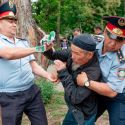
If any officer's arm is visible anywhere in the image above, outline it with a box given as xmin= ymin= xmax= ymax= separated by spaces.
xmin=88 ymin=80 xmax=117 ymax=97
xmin=0 ymin=47 xmax=36 ymax=59
xmin=30 ymin=61 xmax=50 ymax=78
xmin=77 ymin=72 xmax=117 ymax=98
xmin=30 ymin=61 xmax=57 ymax=82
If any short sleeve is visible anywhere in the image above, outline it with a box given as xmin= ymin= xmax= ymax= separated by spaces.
xmin=0 ymin=41 xmax=5 ymax=49
xmin=29 ymin=54 xmax=35 ymax=61
xmin=17 ymin=39 xmax=36 ymax=61
xmin=107 ymin=62 xmax=125 ymax=93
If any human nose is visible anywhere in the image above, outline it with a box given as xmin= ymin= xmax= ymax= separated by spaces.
xmin=109 ymin=39 xmax=116 ymax=46
xmin=72 ymin=53 xmax=75 ymax=60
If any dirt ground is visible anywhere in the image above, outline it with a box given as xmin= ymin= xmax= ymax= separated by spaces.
xmin=47 ymin=109 xmax=109 ymax=125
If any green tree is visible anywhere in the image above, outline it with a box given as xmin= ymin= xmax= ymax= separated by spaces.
xmin=32 ymin=0 xmax=122 ymax=35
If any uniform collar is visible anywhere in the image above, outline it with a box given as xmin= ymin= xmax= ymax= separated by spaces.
xmin=0 ymin=34 xmax=9 ymax=40
xmin=96 ymin=40 xmax=113 ymax=59
xmin=0 ymin=34 xmax=18 ymax=44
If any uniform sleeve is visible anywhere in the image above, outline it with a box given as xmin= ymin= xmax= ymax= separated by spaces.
xmin=21 ymin=40 xmax=36 ymax=61
xmin=107 ymin=63 xmax=125 ymax=93
xmin=0 ymin=41 xmax=5 ymax=49
xmin=29 ymin=54 xmax=35 ymax=61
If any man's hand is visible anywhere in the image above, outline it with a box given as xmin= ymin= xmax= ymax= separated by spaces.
xmin=54 ymin=60 xmax=66 ymax=71
xmin=47 ymin=72 xmax=59 ymax=82
xmin=77 ymin=72 xmax=88 ymax=86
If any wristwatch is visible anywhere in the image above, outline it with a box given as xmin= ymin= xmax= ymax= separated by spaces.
xmin=84 ymin=80 xmax=90 ymax=87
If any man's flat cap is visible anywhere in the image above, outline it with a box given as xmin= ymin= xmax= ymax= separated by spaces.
xmin=72 ymin=33 xmax=96 ymax=51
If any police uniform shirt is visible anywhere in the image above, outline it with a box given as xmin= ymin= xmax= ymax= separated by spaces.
xmin=96 ymin=41 xmax=125 ymax=93
xmin=0 ymin=34 xmax=35 ymax=92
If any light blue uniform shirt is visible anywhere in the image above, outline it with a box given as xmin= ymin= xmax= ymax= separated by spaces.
xmin=0 ymin=34 xmax=35 ymax=92
xmin=96 ymin=41 xmax=125 ymax=93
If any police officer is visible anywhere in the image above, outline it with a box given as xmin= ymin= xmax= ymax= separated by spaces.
xmin=77 ymin=16 xmax=125 ymax=125
xmin=0 ymin=1 xmax=56 ymax=125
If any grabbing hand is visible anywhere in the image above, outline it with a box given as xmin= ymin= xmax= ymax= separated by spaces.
xmin=47 ymin=72 xmax=59 ymax=82
xmin=77 ymin=72 xmax=88 ymax=86
xmin=54 ymin=60 xmax=66 ymax=71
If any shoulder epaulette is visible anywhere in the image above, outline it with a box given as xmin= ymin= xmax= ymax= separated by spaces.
xmin=92 ymin=34 xmax=104 ymax=43
xmin=16 ymin=37 xmax=27 ymax=41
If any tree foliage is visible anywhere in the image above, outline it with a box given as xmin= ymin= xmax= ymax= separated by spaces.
xmin=32 ymin=0 xmax=122 ymax=35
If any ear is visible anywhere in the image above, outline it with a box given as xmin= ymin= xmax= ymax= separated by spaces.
xmin=103 ymin=28 xmax=107 ymax=35
xmin=87 ymin=52 xmax=94 ymax=59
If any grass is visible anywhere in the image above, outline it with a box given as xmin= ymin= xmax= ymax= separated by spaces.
xmin=21 ymin=90 xmax=67 ymax=125
xmin=46 ymin=91 xmax=67 ymax=125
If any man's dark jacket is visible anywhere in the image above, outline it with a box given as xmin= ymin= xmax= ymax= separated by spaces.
xmin=44 ymin=49 xmax=101 ymax=120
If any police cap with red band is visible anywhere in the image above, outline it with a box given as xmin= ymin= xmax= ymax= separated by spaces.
xmin=103 ymin=16 xmax=125 ymax=38
xmin=0 ymin=1 xmax=17 ymax=20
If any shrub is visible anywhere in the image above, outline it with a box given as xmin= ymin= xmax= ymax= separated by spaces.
xmin=36 ymin=78 xmax=54 ymax=104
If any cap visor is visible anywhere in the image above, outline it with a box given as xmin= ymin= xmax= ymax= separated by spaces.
xmin=0 ymin=16 xmax=17 ymax=20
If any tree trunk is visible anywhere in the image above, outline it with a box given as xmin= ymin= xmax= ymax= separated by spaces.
xmin=0 ymin=0 xmax=8 ymax=3
xmin=14 ymin=0 xmax=36 ymax=45
xmin=15 ymin=0 xmax=48 ymax=66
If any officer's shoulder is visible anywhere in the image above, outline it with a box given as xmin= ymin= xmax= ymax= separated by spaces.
xmin=116 ymin=45 xmax=125 ymax=64
xmin=16 ymin=37 xmax=29 ymax=47
xmin=93 ymin=34 xmax=104 ymax=43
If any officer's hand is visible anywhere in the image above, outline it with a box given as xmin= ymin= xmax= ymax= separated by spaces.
xmin=47 ymin=64 xmax=60 ymax=84
xmin=47 ymin=72 xmax=59 ymax=82
xmin=35 ymin=44 xmax=54 ymax=53
xmin=77 ymin=72 xmax=88 ymax=86
xmin=54 ymin=60 xmax=66 ymax=71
